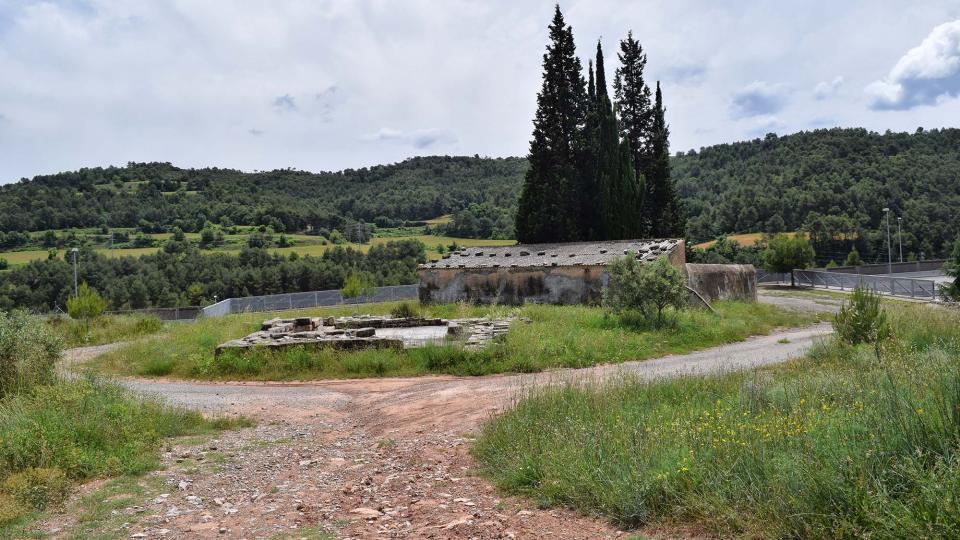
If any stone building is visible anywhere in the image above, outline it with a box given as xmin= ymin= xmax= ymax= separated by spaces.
xmin=418 ymin=239 xmax=686 ymax=305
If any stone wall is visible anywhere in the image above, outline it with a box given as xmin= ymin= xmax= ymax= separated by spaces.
xmin=685 ymin=263 xmax=757 ymax=302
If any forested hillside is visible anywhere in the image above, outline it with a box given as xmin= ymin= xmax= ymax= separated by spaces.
xmin=0 ymin=156 xmax=525 ymax=235
xmin=674 ymin=127 xmax=960 ymax=258
xmin=3 ymin=127 xmax=960 ymax=260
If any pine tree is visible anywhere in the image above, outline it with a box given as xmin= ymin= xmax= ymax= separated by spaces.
xmin=647 ymin=82 xmax=685 ymax=237
xmin=614 ymin=32 xmax=653 ymax=181
xmin=515 ymin=6 xmax=588 ymax=243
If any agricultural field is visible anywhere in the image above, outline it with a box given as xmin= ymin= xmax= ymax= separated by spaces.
xmin=693 ymin=231 xmax=801 ymax=250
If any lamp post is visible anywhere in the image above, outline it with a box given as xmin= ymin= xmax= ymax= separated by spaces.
xmin=897 ymin=216 xmax=903 ymax=263
xmin=70 ymin=247 xmax=79 ymax=298
xmin=883 ymin=208 xmax=892 ymax=275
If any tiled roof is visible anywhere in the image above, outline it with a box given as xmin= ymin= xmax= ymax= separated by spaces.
xmin=419 ymin=239 xmax=682 ymax=270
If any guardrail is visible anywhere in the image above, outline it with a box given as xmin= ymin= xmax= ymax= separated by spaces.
xmin=793 ymin=270 xmax=940 ymax=300
xmin=200 ymin=284 xmax=419 ymax=318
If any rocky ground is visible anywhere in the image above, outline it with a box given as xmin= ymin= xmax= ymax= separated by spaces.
xmin=37 ymin=292 xmax=834 ymax=540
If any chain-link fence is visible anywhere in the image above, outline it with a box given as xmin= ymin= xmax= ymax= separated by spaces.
xmin=201 ymin=284 xmax=419 ymax=318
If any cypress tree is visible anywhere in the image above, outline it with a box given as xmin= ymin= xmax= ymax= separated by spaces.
xmin=648 ymin=82 xmax=685 ymax=237
xmin=578 ymin=60 xmax=602 ymax=240
xmin=515 ymin=6 xmax=588 ymax=243
xmin=614 ymin=31 xmax=653 ymax=181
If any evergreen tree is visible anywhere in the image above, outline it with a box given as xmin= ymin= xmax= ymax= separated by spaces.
xmin=614 ymin=32 xmax=653 ymax=180
xmin=515 ymin=6 xmax=588 ymax=243
xmin=593 ymin=42 xmax=639 ymax=239
xmin=578 ymin=60 xmax=602 ymax=240
xmin=647 ymin=82 xmax=685 ymax=237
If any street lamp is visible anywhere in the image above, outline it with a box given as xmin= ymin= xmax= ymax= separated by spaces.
xmin=69 ymin=247 xmax=79 ymax=298
xmin=883 ymin=208 xmax=892 ymax=275
xmin=897 ymin=216 xmax=903 ymax=263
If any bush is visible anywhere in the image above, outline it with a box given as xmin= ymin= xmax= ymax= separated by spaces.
xmin=341 ymin=272 xmax=375 ymax=299
xmin=0 ymin=311 xmax=61 ymax=399
xmin=1 ymin=468 xmax=70 ymax=511
xmin=603 ymin=256 xmax=687 ymax=325
xmin=390 ymin=302 xmax=420 ymax=319
xmin=942 ymin=234 xmax=960 ymax=301
xmin=833 ymin=284 xmax=890 ymax=346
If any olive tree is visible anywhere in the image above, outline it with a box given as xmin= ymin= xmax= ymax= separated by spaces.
xmin=604 ymin=256 xmax=687 ymax=325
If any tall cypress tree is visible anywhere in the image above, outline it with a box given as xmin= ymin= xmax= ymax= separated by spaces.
xmin=613 ymin=31 xmax=653 ymax=182
xmin=578 ymin=60 xmax=602 ymax=240
xmin=593 ymin=42 xmax=632 ymax=239
xmin=648 ymin=82 xmax=685 ymax=237
xmin=515 ymin=6 xmax=588 ymax=243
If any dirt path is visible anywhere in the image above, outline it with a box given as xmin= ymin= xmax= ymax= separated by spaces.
xmin=45 ymin=296 xmax=833 ymax=539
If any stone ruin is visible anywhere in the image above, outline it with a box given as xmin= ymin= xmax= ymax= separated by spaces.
xmin=214 ymin=315 xmax=516 ymax=357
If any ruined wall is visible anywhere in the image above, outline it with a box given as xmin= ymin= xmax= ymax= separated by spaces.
xmin=685 ymin=263 xmax=757 ymax=302
xmin=419 ymin=265 xmax=609 ymax=305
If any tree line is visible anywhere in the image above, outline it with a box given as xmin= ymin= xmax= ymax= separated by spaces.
xmin=514 ymin=7 xmax=684 ymax=243
xmin=0 ymin=240 xmax=426 ymax=312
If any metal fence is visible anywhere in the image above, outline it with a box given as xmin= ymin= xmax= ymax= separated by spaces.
xmin=816 ymin=259 xmax=946 ymax=276
xmin=105 ymin=306 xmax=203 ymax=321
xmin=793 ymin=270 xmax=940 ymax=300
xmin=200 ymin=284 xmax=419 ymax=318
xmin=757 ymin=270 xmax=791 ymax=284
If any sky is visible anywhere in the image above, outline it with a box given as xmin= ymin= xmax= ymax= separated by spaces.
xmin=2 ymin=0 xmax=960 ymax=183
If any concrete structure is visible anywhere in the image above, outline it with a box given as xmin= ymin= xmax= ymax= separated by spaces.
xmin=685 ymin=263 xmax=757 ymax=302
xmin=418 ymin=239 xmax=685 ymax=305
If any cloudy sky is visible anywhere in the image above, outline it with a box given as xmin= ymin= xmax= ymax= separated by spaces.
xmin=2 ymin=0 xmax=960 ymax=183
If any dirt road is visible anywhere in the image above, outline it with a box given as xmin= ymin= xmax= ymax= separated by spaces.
xmin=46 ymin=295 xmax=834 ymax=539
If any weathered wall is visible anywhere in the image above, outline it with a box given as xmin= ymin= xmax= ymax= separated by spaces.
xmin=419 ymin=241 xmax=688 ymax=306
xmin=685 ymin=263 xmax=757 ymax=302
xmin=419 ymin=265 xmax=609 ymax=305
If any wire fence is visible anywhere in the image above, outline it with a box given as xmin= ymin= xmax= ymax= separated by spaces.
xmin=200 ymin=284 xmax=419 ymax=318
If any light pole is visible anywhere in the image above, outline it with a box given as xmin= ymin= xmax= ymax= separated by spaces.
xmin=70 ymin=247 xmax=79 ymax=298
xmin=883 ymin=208 xmax=892 ymax=275
xmin=897 ymin=216 xmax=903 ymax=263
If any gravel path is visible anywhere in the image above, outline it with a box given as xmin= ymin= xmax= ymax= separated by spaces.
xmin=46 ymin=294 xmax=834 ymax=539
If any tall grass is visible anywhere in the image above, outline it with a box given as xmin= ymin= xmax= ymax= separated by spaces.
xmin=45 ymin=313 xmax=164 ymax=348
xmin=0 ymin=311 xmax=250 ymax=530
xmin=472 ymin=304 xmax=960 ymax=538
xmin=92 ymin=301 xmax=819 ymax=380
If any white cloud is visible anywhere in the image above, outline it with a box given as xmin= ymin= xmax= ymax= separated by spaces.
xmin=867 ymin=20 xmax=960 ymax=110
xmin=730 ymin=81 xmax=789 ymax=118
xmin=362 ymin=128 xmax=457 ymax=149
xmin=813 ymin=76 xmax=844 ymax=100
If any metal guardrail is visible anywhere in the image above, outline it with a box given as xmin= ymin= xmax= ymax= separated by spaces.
xmin=200 ymin=284 xmax=419 ymax=318
xmin=793 ymin=270 xmax=940 ymax=300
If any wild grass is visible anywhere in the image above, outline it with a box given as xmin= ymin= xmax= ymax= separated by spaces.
xmin=0 ymin=311 xmax=251 ymax=531
xmin=472 ymin=304 xmax=960 ymax=538
xmin=45 ymin=313 xmax=165 ymax=348
xmin=92 ymin=300 xmax=820 ymax=381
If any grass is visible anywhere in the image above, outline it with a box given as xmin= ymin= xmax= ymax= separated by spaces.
xmin=45 ymin=313 xmax=165 ymax=348
xmin=472 ymin=303 xmax=960 ymax=538
xmin=91 ymin=300 xmax=820 ymax=381
xmin=694 ymin=231 xmax=800 ymax=250
xmin=0 ymin=311 xmax=251 ymax=533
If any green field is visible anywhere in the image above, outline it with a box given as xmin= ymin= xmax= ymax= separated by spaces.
xmin=89 ymin=300 xmax=820 ymax=381
xmin=0 ymin=233 xmax=515 ymax=267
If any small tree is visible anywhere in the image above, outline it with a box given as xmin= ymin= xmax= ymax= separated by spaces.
xmin=604 ymin=256 xmax=687 ymax=325
xmin=761 ymin=233 xmax=816 ymax=286
xmin=341 ymin=272 xmax=375 ymax=300
xmin=66 ymin=283 xmax=108 ymax=338
xmin=844 ymin=246 xmax=863 ymax=267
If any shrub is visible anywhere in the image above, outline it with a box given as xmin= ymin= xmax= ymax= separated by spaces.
xmin=1 ymin=468 xmax=70 ymax=511
xmin=845 ymin=246 xmax=863 ymax=266
xmin=604 ymin=256 xmax=687 ymax=325
xmin=0 ymin=311 xmax=61 ymax=398
xmin=0 ymin=493 xmax=28 ymax=527
xmin=66 ymin=283 xmax=108 ymax=338
xmin=833 ymin=284 xmax=890 ymax=346
xmin=390 ymin=302 xmax=420 ymax=319
xmin=942 ymin=234 xmax=960 ymax=301
xmin=341 ymin=272 xmax=375 ymax=299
